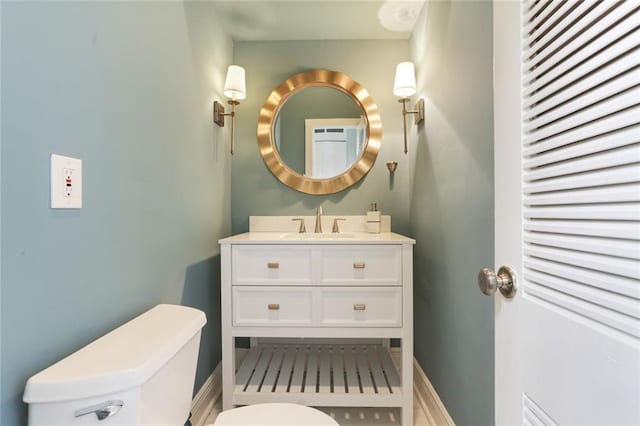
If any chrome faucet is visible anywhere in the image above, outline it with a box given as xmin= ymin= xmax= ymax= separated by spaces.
xmin=314 ymin=206 xmax=323 ymax=233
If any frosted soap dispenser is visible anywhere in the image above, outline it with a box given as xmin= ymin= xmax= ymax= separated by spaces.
xmin=366 ymin=202 xmax=381 ymax=233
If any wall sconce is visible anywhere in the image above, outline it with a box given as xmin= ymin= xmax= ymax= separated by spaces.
xmin=393 ymin=62 xmax=424 ymax=154
xmin=214 ymin=65 xmax=246 ymax=155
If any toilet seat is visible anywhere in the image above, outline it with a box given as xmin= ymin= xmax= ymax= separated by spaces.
xmin=211 ymin=403 xmax=339 ymax=426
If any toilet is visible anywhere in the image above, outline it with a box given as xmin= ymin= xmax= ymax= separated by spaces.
xmin=213 ymin=403 xmax=338 ymax=426
xmin=23 ymin=304 xmax=337 ymax=426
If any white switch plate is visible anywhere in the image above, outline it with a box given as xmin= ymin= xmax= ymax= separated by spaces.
xmin=51 ymin=154 xmax=82 ymax=209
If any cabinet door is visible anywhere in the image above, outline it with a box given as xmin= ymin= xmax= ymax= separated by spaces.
xmin=233 ymin=286 xmax=314 ymax=326
xmin=319 ymin=287 xmax=402 ymax=327
xmin=319 ymin=245 xmax=402 ymax=286
xmin=233 ymin=245 xmax=312 ymax=286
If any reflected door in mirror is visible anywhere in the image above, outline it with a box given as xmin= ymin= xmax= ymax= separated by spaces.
xmin=275 ymin=86 xmax=364 ymax=177
xmin=305 ymin=118 xmax=365 ymax=178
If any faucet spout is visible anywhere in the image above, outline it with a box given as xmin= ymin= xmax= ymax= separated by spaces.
xmin=314 ymin=206 xmax=323 ymax=233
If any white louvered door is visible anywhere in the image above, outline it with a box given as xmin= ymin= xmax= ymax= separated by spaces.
xmin=494 ymin=1 xmax=640 ymax=424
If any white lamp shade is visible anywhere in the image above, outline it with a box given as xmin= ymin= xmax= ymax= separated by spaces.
xmin=224 ymin=65 xmax=246 ymax=100
xmin=393 ymin=62 xmax=416 ymax=97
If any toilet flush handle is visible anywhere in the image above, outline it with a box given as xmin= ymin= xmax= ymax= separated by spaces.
xmin=74 ymin=400 xmax=124 ymax=421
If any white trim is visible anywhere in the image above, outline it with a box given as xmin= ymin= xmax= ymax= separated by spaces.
xmin=413 ymin=358 xmax=455 ymax=426
xmin=191 ymin=364 xmax=221 ymax=426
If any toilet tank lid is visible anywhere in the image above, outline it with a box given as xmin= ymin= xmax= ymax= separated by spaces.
xmin=23 ymin=304 xmax=206 ymax=403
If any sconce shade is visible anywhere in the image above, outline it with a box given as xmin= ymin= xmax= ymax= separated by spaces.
xmin=223 ymin=65 xmax=246 ymax=100
xmin=393 ymin=62 xmax=416 ymax=98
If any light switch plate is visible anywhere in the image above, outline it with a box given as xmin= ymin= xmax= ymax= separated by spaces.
xmin=51 ymin=154 xmax=82 ymax=208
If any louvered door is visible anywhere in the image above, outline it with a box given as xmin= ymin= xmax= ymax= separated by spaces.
xmin=494 ymin=1 xmax=639 ymax=424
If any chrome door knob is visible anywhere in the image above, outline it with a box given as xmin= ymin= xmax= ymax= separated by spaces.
xmin=478 ymin=266 xmax=517 ymax=298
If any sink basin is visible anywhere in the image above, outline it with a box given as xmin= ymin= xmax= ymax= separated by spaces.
xmin=279 ymin=233 xmax=357 ymax=239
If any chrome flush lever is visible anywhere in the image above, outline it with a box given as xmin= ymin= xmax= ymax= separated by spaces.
xmin=74 ymin=400 xmax=124 ymax=421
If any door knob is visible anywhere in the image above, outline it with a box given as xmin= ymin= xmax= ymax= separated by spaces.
xmin=478 ymin=266 xmax=517 ymax=298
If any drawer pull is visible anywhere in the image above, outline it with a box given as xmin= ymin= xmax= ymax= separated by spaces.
xmin=353 ymin=304 xmax=366 ymax=311
xmin=267 ymin=262 xmax=280 ymax=269
xmin=268 ymin=304 xmax=280 ymax=310
xmin=353 ymin=262 xmax=366 ymax=269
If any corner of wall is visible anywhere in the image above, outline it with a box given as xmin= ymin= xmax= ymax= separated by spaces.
xmin=406 ymin=1 xmax=495 ymax=424
xmin=1 ymin=2 xmax=235 ymax=424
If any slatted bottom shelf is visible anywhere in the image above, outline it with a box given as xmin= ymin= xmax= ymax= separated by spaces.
xmin=234 ymin=343 xmax=403 ymax=407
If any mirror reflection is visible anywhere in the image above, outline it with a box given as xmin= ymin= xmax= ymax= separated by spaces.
xmin=275 ymin=87 xmax=365 ymax=178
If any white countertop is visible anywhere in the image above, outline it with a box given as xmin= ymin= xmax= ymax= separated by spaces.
xmin=219 ymin=231 xmax=415 ymax=245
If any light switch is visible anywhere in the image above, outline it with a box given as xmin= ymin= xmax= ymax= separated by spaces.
xmin=51 ymin=154 xmax=82 ymax=208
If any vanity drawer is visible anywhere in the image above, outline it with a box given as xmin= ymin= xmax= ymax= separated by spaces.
xmin=233 ymin=245 xmax=312 ymax=285
xmin=233 ymin=286 xmax=314 ymax=326
xmin=319 ymin=245 xmax=402 ymax=286
xmin=319 ymin=287 xmax=402 ymax=327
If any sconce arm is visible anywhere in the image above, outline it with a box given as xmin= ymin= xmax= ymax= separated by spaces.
xmin=214 ymin=99 xmax=241 ymax=155
xmin=399 ymin=98 xmax=424 ymax=124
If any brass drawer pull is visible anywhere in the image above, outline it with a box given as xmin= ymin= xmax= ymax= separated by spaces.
xmin=267 ymin=262 xmax=280 ymax=269
xmin=353 ymin=262 xmax=366 ymax=269
xmin=268 ymin=304 xmax=280 ymax=310
xmin=353 ymin=304 xmax=366 ymax=311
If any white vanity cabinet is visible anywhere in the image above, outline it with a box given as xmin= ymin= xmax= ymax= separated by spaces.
xmin=219 ymin=232 xmax=415 ymax=425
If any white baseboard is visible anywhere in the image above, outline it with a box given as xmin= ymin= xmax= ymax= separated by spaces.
xmin=413 ymin=358 xmax=455 ymax=426
xmin=191 ymin=364 xmax=222 ymax=426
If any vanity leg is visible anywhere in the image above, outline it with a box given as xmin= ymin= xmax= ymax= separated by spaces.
xmin=401 ymin=337 xmax=414 ymax=426
xmin=222 ymin=338 xmax=235 ymax=411
xmin=401 ymin=243 xmax=414 ymax=426
xmin=221 ymin=244 xmax=234 ymax=411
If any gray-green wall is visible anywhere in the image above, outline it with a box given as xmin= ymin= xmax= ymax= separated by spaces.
xmin=1 ymin=2 xmax=232 ymax=424
xmin=231 ymin=40 xmax=411 ymax=235
xmin=409 ymin=1 xmax=495 ymax=424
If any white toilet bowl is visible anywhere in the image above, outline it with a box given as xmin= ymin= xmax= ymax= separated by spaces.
xmin=211 ymin=403 xmax=338 ymax=426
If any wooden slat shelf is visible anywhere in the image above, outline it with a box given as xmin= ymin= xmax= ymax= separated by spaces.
xmin=234 ymin=343 xmax=404 ymax=407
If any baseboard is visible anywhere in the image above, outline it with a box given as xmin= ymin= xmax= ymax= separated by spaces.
xmin=413 ymin=358 xmax=455 ymax=426
xmin=191 ymin=364 xmax=222 ymax=426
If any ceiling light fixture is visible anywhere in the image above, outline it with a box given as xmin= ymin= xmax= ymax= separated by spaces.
xmin=378 ymin=0 xmax=425 ymax=33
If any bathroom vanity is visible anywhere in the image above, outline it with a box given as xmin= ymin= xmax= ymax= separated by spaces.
xmin=219 ymin=216 xmax=415 ymax=425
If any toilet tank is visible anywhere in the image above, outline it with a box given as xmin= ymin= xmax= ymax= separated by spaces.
xmin=23 ymin=304 xmax=207 ymax=426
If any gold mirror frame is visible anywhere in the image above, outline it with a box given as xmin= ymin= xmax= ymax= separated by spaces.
xmin=257 ymin=69 xmax=382 ymax=195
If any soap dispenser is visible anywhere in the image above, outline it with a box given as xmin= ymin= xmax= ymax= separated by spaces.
xmin=366 ymin=202 xmax=381 ymax=233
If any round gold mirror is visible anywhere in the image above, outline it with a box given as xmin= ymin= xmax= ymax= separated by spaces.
xmin=257 ymin=69 xmax=382 ymax=195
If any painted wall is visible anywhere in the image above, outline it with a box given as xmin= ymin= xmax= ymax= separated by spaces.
xmin=409 ymin=1 xmax=495 ymax=425
xmin=231 ymin=40 xmax=411 ymax=235
xmin=1 ymin=2 xmax=232 ymax=424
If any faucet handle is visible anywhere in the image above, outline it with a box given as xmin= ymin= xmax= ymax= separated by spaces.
xmin=332 ymin=218 xmax=346 ymax=233
xmin=292 ymin=218 xmax=306 ymax=233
